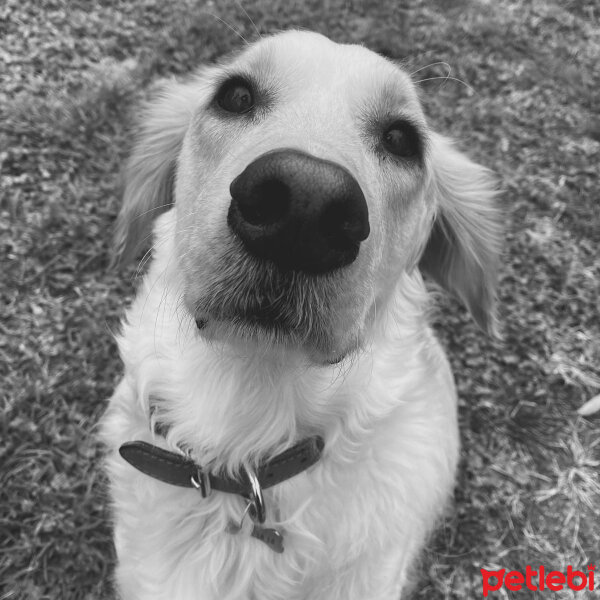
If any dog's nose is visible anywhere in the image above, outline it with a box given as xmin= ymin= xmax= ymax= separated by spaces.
xmin=228 ymin=149 xmax=369 ymax=274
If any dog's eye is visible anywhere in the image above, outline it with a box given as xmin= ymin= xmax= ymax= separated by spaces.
xmin=217 ymin=78 xmax=255 ymax=114
xmin=382 ymin=120 xmax=420 ymax=158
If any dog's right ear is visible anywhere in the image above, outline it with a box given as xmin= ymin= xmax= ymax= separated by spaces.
xmin=113 ymin=79 xmax=200 ymax=266
xmin=419 ymin=134 xmax=502 ymax=336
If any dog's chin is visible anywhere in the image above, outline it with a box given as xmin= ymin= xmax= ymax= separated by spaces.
xmin=193 ymin=311 xmax=356 ymax=365
xmin=185 ymin=254 xmax=364 ymax=364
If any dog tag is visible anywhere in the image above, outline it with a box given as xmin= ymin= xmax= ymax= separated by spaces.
xmin=225 ymin=499 xmax=284 ymax=553
xmin=226 ymin=518 xmax=284 ymax=553
xmin=226 ymin=520 xmax=244 ymax=535
xmin=250 ymin=524 xmax=285 ymax=553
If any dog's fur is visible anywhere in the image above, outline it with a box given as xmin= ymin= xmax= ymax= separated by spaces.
xmin=102 ymin=31 xmax=501 ymax=600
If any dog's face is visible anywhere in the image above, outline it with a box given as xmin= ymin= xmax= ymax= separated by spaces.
xmin=117 ymin=31 xmax=501 ymax=362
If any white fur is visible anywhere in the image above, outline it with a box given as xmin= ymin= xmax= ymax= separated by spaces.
xmin=102 ymin=31 xmax=500 ymax=600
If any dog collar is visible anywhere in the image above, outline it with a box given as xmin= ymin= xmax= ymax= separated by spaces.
xmin=119 ymin=436 xmax=325 ymax=499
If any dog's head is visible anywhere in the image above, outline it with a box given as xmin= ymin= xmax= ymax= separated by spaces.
xmin=116 ymin=31 xmax=501 ymax=362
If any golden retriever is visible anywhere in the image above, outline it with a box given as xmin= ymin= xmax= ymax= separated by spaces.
xmin=102 ymin=30 xmax=501 ymax=600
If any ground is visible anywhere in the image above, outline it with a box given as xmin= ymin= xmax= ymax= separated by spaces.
xmin=1 ymin=0 xmax=599 ymax=598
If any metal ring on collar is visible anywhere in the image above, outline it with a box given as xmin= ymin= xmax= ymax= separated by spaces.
xmin=242 ymin=465 xmax=266 ymax=524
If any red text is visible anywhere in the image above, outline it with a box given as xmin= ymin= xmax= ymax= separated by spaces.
xmin=481 ymin=564 xmax=596 ymax=596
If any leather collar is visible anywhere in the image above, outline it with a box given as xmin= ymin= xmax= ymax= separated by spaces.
xmin=119 ymin=436 xmax=325 ymax=498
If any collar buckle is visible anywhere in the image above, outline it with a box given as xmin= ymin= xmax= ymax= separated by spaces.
xmin=190 ymin=467 xmax=212 ymax=498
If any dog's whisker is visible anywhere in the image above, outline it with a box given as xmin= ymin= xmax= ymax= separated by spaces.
xmin=414 ymin=75 xmax=476 ymax=94
xmin=129 ymin=201 xmax=175 ymax=222
xmin=153 ymin=265 xmax=173 ymax=357
xmin=134 ymin=232 xmax=171 ymax=278
xmin=139 ymin=249 xmax=171 ymax=325
xmin=409 ymin=61 xmax=451 ymax=76
xmin=200 ymin=10 xmax=250 ymax=44
xmin=175 ymin=292 xmax=194 ymax=350
xmin=124 ymin=229 xmax=164 ymax=276
xmin=135 ymin=245 xmax=156 ymax=278
xmin=234 ymin=0 xmax=262 ymax=39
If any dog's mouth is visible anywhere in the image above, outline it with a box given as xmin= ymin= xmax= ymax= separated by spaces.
xmin=188 ymin=247 xmax=359 ymax=361
xmin=236 ymin=296 xmax=295 ymax=328
xmin=200 ymin=299 xmax=304 ymax=336
xmin=194 ymin=272 xmax=328 ymax=340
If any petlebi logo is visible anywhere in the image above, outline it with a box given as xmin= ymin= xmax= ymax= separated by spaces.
xmin=481 ymin=564 xmax=596 ymax=596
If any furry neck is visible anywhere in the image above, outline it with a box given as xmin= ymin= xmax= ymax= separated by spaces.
xmin=119 ymin=231 xmax=432 ymax=473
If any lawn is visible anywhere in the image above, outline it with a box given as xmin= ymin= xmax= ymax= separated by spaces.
xmin=1 ymin=0 xmax=599 ymax=598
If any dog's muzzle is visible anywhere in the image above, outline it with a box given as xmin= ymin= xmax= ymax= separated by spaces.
xmin=228 ymin=149 xmax=370 ymax=274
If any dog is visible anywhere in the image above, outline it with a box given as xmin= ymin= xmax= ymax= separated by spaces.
xmin=102 ymin=30 xmax=501 ymax=600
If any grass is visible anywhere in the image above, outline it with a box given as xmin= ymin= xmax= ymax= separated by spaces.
xmin=1 ymin=0 xmax=599 ymax=598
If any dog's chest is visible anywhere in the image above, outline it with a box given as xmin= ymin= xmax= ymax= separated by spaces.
xmin=108 ymin=371 xmax=458 ymax=600
xmin=108 ymin=293 xmax=459 ymax=598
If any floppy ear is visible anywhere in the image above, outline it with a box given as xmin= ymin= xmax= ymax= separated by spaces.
xmin=113 ymin=79 xmax=200 ymax=266
xmin=419 ymin=134 xmax=502 ymax=335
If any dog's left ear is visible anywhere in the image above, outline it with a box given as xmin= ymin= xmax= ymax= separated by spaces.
xmin=419 ymin=134 xmax=502 ymax=336
xmin=113 ymin=78 xmax=201 ymax=266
